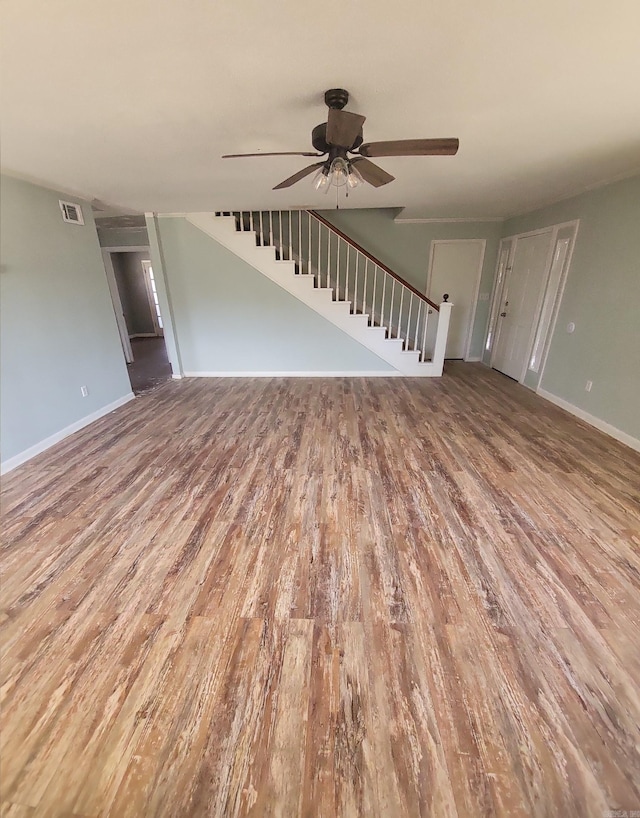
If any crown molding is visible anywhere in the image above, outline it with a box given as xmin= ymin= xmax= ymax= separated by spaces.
xmin=394 ymin=216 xmax=505 ymax=224
xmin=505 ymin=167 xmax=640 ymax=219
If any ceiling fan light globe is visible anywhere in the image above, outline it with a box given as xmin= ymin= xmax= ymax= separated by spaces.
xmin=313 ymin=167 xmax=331 ymax=191
xmin=329 ymin=157 xmax=349 ymax=188
xmin=347 ymin=163 xmax=364 ymax=189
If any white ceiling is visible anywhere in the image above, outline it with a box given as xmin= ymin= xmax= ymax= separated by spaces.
xmin=2 ymin=0 xmax=640 ymax=218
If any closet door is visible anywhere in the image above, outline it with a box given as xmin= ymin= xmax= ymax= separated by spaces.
xmin=427 ymin=240 xmax=485 ymax=359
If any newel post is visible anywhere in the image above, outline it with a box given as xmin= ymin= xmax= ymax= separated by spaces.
xmin=432 ymin=293 xmax=453 ymax=376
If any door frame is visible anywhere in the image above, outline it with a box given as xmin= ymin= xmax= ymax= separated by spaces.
xmin=140 ymin=259 xmax=164 ymax=337
xmin=426 ymin=238 xmax=486 ymax=361
xmin=484 ymin=237 xmax=513 ymax=359
xmin=532 ymin=221 xmax=579 ymax=385
xmin=102 ymin=249 xmax=134 ymax=363
xmin=486 ymin=221 xmax=579 ymax=385
xmin=101 ymin=244 xmax=179 ymax=376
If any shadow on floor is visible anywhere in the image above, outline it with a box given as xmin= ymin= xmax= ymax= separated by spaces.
xmin=127 ymin=337 xmax=172 ymax=395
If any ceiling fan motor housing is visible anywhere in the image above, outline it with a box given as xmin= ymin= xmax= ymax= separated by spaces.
xmin=312 ymin=122 xmax=363 ymax=155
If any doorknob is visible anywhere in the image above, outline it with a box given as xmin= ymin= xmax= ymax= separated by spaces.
xmin=500 ymin=312 xmax=507 ymax=317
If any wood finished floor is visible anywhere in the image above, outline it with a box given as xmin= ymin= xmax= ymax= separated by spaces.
xmin=1 ymin=363 xmax=639 ymax=818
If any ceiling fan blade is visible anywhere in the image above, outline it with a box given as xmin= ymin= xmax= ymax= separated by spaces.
xmin=273 ymin=162 xmax=326 ymax=190
xmin=222 ymin=151 xmax=323 ymax=158
xmin=350 ymin=158 xmax=395 ymax=188
xmin=326 ymin=109 xmax=366 ymax=149
xmin=358 ymin=138 xmax=459 ymax=158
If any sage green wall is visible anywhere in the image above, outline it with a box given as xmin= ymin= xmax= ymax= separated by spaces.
xmin=152 ymin=217 xmax=393 ymax=373
xmin=0 ymin=175 xmax=132 ymax=465
xmin=317 ymin=208 xmax=503 ymax=359
xmin=502 ymin=175 xmax=640 ymax=440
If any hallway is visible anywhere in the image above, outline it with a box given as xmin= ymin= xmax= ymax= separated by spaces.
xmin=127 ymin=337 xmax=172 ymax=395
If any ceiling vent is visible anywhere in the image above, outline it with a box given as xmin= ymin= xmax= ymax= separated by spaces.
xmin=59 ymin=200 xmax=84 ymax=225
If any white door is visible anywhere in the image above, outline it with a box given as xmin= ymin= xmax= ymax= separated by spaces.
xmin=491 ymin=231 xmax=552 ymax=380
xmin=427 ymin=240 xmax=485 ymax=359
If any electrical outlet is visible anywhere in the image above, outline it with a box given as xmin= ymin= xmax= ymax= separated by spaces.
xmin=585 ymin=380 xmax=593 ymax=392
xmin=80 ymin=385 xmax=89 ymax=397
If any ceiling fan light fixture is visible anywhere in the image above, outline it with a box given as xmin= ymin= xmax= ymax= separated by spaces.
xmin=328 ymin=157 xmax=349 ymax=188
xmin=347 ymin=162 xmax=364 ymax=189
xmin=313 ymin=166 xmax=331 ymax=191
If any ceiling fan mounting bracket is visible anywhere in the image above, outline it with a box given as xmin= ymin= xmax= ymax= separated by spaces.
xmin=324 ymin=88 xmax=349 ymax=110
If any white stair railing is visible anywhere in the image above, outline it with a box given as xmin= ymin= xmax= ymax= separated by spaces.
xmin=216 ymin=209 xmax=452 ymax=366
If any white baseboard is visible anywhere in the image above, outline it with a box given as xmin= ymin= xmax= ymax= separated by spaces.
xmin=465 ymin=356 xmax=483 ymax=362
xmin=537 ymin=388 xmax=640 ymax=453
xmin=1 ymin=392 xmax=136 ymax=475
xmin=182 ymin=370 xmax=402 ymax=378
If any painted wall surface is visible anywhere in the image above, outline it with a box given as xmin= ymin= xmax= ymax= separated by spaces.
xmin=98 ymin=226 xmax=149 ymax=248
xmin=112 ymin=251 xmax=155 ymax=335
xmin=152 ymin=217 xmax=394 ymax=373
xmin=0 ymin=175 xmax=132 ymax=464
xmin=502 ymin=175 xmax=640 ymax=439
xmin=317 ymin=208 xmax=503 ymax=359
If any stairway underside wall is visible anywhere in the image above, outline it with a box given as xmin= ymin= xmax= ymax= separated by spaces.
xmin=154 ymin=217 xmax=395 ymax=374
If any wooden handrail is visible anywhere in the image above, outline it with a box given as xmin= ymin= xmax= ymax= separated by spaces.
xmin=308 ymin=209 xmax=440 ymax=312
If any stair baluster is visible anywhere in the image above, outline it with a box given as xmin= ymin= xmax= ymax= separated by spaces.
xmin=208 ymin=209 xmax=452 ymax=369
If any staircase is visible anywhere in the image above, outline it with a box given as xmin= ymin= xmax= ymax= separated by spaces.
xmin=186 ymin=209 xmax=452 ymax=376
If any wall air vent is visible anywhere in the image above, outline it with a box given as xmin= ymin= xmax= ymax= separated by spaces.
xmin=59 ymin=200 xmax=84 ymax=225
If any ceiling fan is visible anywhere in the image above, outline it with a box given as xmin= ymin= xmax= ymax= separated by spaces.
xmin=222 ymin=88 xmax=459 ymax=192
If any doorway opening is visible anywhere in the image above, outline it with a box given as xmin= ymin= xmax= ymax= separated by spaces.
xmin=103 ymin=249 xmax=172 ymax=395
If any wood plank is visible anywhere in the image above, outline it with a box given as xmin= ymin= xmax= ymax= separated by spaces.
xmin=1 ymin=363 xmax=639 ymax=816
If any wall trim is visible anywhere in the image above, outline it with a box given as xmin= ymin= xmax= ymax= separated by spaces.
xmin=100 ymin=245 xmax=150 ymax=253
xmin=0 ymin=168 xmax=93 ymax=203
xmin=394 ymin=216 xmax=504 ymax=224
xmin=145 ymin=215 xmax=184 ymax=378
xmin=102 ymin=249 xmax=133 ymax=363
xmin=182 ymin=370 xmax=401 ymax=378
xmin=1 ymin=392 xmax=136 ymax=475
xmin=505 ymin=167 xmax=640 ymax=219
xmin=97 ymin=226 xmax=148 ymax=232
xmin=501 ymin=219 xmax=580 ymax=243
xmin=531 ymin=222 xmax=580 ymax=386
xmin=537 ymin=388 xmax=640 ymax=453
